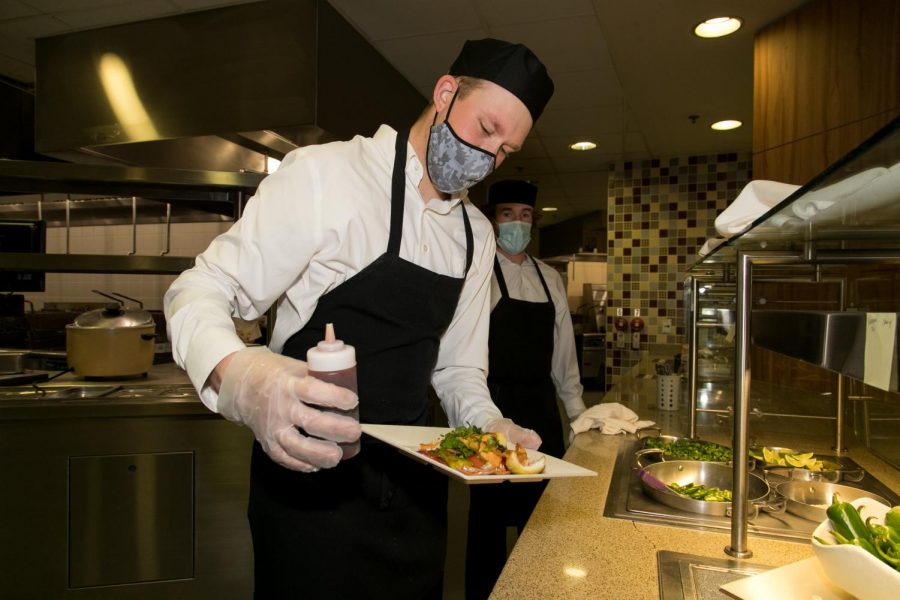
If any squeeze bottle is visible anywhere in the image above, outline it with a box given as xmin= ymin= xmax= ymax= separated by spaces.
xmin=307 ymin=323 xmax=359 ymax=459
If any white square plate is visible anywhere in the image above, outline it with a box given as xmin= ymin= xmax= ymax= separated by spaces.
xmin=361 ymin=424 xmax=597 ymax=485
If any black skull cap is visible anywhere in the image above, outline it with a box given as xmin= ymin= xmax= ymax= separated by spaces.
xmin=449 ymin=38 xmax=554 ymax=122
xmin=488 ymin=179 xmax=538 ymax=208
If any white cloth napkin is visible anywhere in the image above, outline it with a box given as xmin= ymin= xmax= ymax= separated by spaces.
xmin=791 ymin=167 xmax=887 ymax=219
xmin=698 ymin=237 xmax=727 ymax=257
xmin=571 ymin=402 xmax=655 ymax=436
xmin=715 ymin=180 xmax=801 ymax=238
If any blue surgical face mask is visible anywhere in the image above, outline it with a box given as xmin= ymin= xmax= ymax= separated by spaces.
xmin=497 ymin=221 xmax=532 ymax=254
xmin=426 ymin=90 xmax=496 ymax=194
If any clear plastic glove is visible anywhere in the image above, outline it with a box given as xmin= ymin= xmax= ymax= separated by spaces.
xmin=485 ymin=417 xmax=542 ymax=450
xmin=217 ymin=346 xmax=361 ymax=472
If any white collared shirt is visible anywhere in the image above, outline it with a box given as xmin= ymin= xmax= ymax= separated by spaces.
xmin=165 ymin=125 xmax=502 ymax=429
xmin=491 ymin=252 xmax=586 ymax=419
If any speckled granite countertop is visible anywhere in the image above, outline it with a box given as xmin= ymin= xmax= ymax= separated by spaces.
xmin=490 ymin=362 xmax=900 ymax=599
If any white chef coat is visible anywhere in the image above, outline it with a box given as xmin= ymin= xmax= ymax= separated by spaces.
xmin=164 ymin=125 xmax=503 ymax=429
xmin=491 ymin=252 xmax=586 ymax=419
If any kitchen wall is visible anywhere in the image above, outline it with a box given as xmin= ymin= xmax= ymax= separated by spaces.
xmin=605 ymin=152 xmax=752 ymax=389
xmin=24 ymin=221 xmax=231 ymax=311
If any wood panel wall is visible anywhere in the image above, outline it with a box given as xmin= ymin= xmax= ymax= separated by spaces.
xmin=752 ymin=0 xmax=900 ymax=183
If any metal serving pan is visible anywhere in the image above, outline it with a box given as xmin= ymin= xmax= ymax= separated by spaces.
xmin=774 ymin=480 xmax=889 ymax=522
xmin=635 ymin=454 xmax=783 ymax=518
xmin=636 ymin=431 xmax=733 ymax=464
xmin=750 ymin=446 xmax=864 ymax=483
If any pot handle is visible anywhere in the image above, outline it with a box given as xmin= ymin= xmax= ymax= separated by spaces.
xmin=111 ymin=292 xmax=143 ymax=309
xmin=840 ymin=468 xmax=865 ymax=483
xmin=726 ymin=502 xmax=760 ymax=521
xmin=92 ymin=289 xmax=123 ymax=305
xmin=141 ymin=333 xmax=156 ymax=341
xmin=635 ymin=426 xmax=662 ymax=440
xmin=757 ymin=491 xmax=787 ymax=515
xmin=635 ymin=447 xmax=665 ymax=468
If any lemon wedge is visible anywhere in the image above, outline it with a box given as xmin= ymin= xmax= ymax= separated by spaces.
xmin=784 ymin=454 xmax=806 ymax=467
xmin=762 ymin=447 xmax=780 ymax=465
xmin=506 ymin=446 xmax=546 ymax=475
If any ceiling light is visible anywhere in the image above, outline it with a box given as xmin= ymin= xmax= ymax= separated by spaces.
xmin=710 ymin=119 xmax=742 ymax=131
xmin=542 ymin=207 xmax=558 ymax=212
xmin=694 ymin=17 xmax=742 ymax=39
xmin=570 ymin=141 xmax=597 ymax=151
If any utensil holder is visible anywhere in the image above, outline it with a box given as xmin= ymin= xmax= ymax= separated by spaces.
xmin=657 ymin=374 xmax=681 ymax=411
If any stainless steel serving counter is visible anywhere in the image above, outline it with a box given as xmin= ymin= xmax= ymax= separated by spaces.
xmin=490 ymin=355 xmax=900 ymax=600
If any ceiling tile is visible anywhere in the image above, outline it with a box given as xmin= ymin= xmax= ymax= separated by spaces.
xmin=536 ymin=105 xmax=625 ymax=139
xmin=0 ymin=14 xmax=69 ymax=39
xmin=52 ymin=0 xmax=175 ymax=30
xmin=548 ymin=69 xmax=622 ymax=110
xmin=0 ymin=52 xmax=34 ymax=82
xmin=0 ymin=31 xmax=34 ymax=60
xmin=550 ymin=151 xmax=610 ymax=174
xmin=474 ymin=0 xmax=594 ymax=27
xmin=491 ymin=17 xmax=613 ymax=76
xmin=373 ymin=29 xmax=488 ymax=95
xmin=329 ymin=0 xmax=482 ymax=41
xmin=0 ymin=1 xmax=40 ymax=20
xmin=170 ymin=0 xmax=259 ymax=10
xmin=494 ymin=155 xmax=556 ymax=178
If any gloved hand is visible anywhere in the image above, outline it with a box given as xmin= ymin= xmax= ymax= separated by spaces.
xmin=485 ymin=417 xmax=542 ymax=450
xmin=217 ymin=346 xmax=361 ymax=472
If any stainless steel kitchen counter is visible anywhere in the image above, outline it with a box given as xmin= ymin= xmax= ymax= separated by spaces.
xmin=0 ymin=361 xmax=254 ymax=599
xmin=0 ymin=362 xmax=210 ymax=420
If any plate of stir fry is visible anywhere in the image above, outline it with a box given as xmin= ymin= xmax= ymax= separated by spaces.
xmin=361 ymin=424 xmax=597 ymax=484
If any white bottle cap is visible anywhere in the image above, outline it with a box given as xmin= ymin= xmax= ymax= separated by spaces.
xmin=306 ymin=323 xmax=356 ymax=372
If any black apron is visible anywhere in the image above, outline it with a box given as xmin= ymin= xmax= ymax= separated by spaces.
xmin=248 ymin=128 xmax=474 ymax=599
xmin=465 ymin=255 xmax=562 ymax=600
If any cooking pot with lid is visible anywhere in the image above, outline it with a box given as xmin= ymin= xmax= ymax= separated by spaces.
xmin=66 ymin=302 xmax=156 ymax=378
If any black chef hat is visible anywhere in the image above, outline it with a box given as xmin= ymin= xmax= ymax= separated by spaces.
xmin=488 ymin=179 xmax=538 ymax=208
xmin=449 ymin=38 xmax=554 ymax=122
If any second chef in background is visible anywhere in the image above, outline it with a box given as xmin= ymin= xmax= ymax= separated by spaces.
xmin=466 ymin=179 xmax=586 ymax=600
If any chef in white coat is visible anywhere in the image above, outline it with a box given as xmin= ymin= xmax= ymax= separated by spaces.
xmin=466 ymin=179 xmax=586 ymax=599
xmin=165 ymin=39 xmax=554 ymax=599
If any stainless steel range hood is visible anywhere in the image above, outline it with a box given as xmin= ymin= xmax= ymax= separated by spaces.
xmin=33 ymin=0 xmax=425 ymax=172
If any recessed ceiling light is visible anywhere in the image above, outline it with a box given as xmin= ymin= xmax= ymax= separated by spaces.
xmin=710 ymin=119 xmax=742 ymax=131
xmin=569 ymin=141 xmax=597 ymax=151
xmin=694 ymin=17 xmax=742 ymax=39
xmin=542 ymin=206 xmax=558 ymax=212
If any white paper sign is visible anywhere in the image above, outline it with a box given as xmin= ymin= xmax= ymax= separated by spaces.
xmin=864 ymin=313 xmax=898 ymax=391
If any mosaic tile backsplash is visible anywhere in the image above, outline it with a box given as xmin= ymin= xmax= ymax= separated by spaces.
xmin=605 ymin=152 xmax=752 ymax=388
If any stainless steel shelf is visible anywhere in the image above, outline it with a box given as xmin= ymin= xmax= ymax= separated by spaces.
xmin=0 ymin=252 xmax=193 ymax=275
xmin=689 ymin=116 xmax=900 ymax=271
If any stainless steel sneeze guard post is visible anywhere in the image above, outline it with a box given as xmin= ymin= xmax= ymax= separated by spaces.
xmin=727 ymin=250 xmax=801 ymax=559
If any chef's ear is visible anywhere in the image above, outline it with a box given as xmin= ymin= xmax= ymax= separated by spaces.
xmin=432 ymin=75 xmax=458 ymax=112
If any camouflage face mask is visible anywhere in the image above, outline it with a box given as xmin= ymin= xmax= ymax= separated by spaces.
xmin=426 ymin=90 xmax=496 ymax=194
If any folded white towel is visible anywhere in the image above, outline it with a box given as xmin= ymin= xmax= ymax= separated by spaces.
xmin=792 ymin=167 xmax=888 ymax=219
xmin=571 ymin=402 xmax=655 ymax=436
xmin=698 ymin=237 xmax=727 ymax=257
xmin=715 ymin=180 xmax=801 ymax=238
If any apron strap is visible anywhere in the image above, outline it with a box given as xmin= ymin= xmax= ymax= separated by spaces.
xmin=529 ymin=255 xmax=553 ymax=304
xmin=387 ymin=128 xmax=409 ymax=256
xmin=462 ymin=204 xmax=474 ymax=275
xmin=493 ymin=255 xmax=553 ymax=305
xmin=492 ymin=255 xmax=510 ymax=299
xmin=387 ymin=127 xmax=474 ymax=279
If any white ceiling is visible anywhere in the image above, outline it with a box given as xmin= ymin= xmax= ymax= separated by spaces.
xmin=0 ymin=0 xmax=808 ymax=225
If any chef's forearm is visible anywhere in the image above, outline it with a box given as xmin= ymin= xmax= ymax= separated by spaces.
xmin=432 ymin=366 xmax=502 ymax=429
